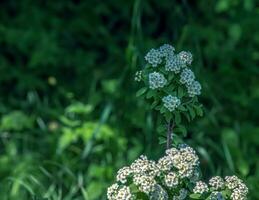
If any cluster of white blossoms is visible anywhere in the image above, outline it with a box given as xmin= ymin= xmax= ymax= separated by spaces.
xmin=145 ymin=48 xmax=163 ymax=67
xmin=162 ymin=95 xmax=181 ymax=111
xmin=141 ymin=44 xmax=202 ymax=113
xmin=225 ymin=176 xmax=248 ymax=200
xmin=107 ymin=183 xmax=133 ymax=200
xmin=148 ymin=72 xmax=167 ymax=89
xmin=107 ymin=144 xmax=200 ymax=200
xmin=209 ymin=176 xmax=225 ymax=190
xmin=187 ymin=80 xmax=202 ymax=97
xmin=107 ymin=144 xmax=248 ymax=200
xmin=179 ymin=68 xmax=201 ymax=97
xmin=180 ymin=68 xmax=195 ymax=85
xmin=134 ymin=70 xmax=142 ymax=82
xmin=193 ymin=181 xmax=209 ymax=194
xmin=192 ymin=175 xmax=248 ymax=200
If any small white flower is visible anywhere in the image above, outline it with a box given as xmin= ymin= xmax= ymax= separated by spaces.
xmin=149 ymin=72 xmax=167 ymax=89
xmin=164 ymin=172 xmax=179 ymax=188
xmin=193 ymin=181 xmax=209 ymax=194
xmin=162 ymin=95 xmax=181 ymax=112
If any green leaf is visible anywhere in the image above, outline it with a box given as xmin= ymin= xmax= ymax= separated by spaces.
xmin=160 ymin=107 xmax=167 ymax=114
xmin=157 ymin=125 xmax=166 ymax=133
xmin=189 ymin=193 xmax=202 ymax=199
xmin=146 ymin=90 xmax=155 ymax=99
xmin=158 ymin=136 xmax=166 ymax=144
xmin=174 ymin=125 xmax=187 ymax=136
xmin=174 ymin=112 xmax=181 ymax=124
xmin=182 ymin=112 xmax=191 ymax=122
xmin=178 ymin=86 xmax=185 ymax=98
xmin=165 ymin=112 xmax=172 ymax=122
xmin=178 ymin=105 xmax=187 ymax=111
xmin=151 ymin=100 xmax=159 ymax=109
xmin=187 ymin=105 xmax=196 ymax=120
xmin=194 ymin=105 xmax=203 ymax=117
xmin=136 ymin=87 xmax=147 ymax=97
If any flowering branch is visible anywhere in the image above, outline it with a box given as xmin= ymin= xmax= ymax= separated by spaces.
xmin=106 ymin=43 xmax=249 ymax=200
xmin=135 ymin=44 xmax=203 ymax=144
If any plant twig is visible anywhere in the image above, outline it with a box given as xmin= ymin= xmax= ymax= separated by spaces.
xmin=166 ymin=120 xmax=174 ymax=149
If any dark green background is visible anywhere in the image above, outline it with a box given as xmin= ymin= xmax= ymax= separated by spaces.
xmin=0 ymin=0 xmax=258 ymax=199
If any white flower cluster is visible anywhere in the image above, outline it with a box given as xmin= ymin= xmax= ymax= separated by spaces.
xmin=145 ymin=44 xmax=175 ymax=68
xmin=165 ymin=54 xmax=184 ymax=73
xmin=195 ymin=175 xmax=249 ymax=200
xmin=209 ymin=176 xmax=225 ymax=190
xmin=143 ymin=44 xmax=202 ymax=99
xmin=107 ymin=144 xmax=198 ymax=200
xmin=107 ymin=146 xmax=248 ymax=200
xmin=134 ymin=70 xmax=142 ymax=82
xmin=159 ymin=145 xmax=200 ymax=179
xmin=180 ymin=68 xmax=195 ymax=85
xmin=187 ymin=81 xmax=202 ymax=97
xmin=225 ymin=176 xmax=248 ymax=200
xmin=162 ymin=95 xmax=181 ymax=112
xmin=159 ymin=44 xmax=175 ymax=58
xmin=179 ymin=68 xmax=201 ymax=97
xmin=145 ymin=48 xmax=163 ymax=67
xmin=107 ymin=184 xmax=133 ymax=200
xmin=193 ymin=181 xmax=209 ymax=194
xmin=178 ymin=51 xmax=193 ymax=65
xmin=149 ymin=72 xmax=167 ymax=89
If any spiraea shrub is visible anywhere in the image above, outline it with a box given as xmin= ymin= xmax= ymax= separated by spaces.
xmin=107 ymin=44 xmax=248 ymax=200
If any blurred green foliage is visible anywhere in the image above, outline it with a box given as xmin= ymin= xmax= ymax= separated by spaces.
xmin=0 ymin=0 xmax=258 ymax=199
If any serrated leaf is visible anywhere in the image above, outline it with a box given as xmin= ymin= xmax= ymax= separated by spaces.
xmin=136 ymin=87 xmax=147 ymax=97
